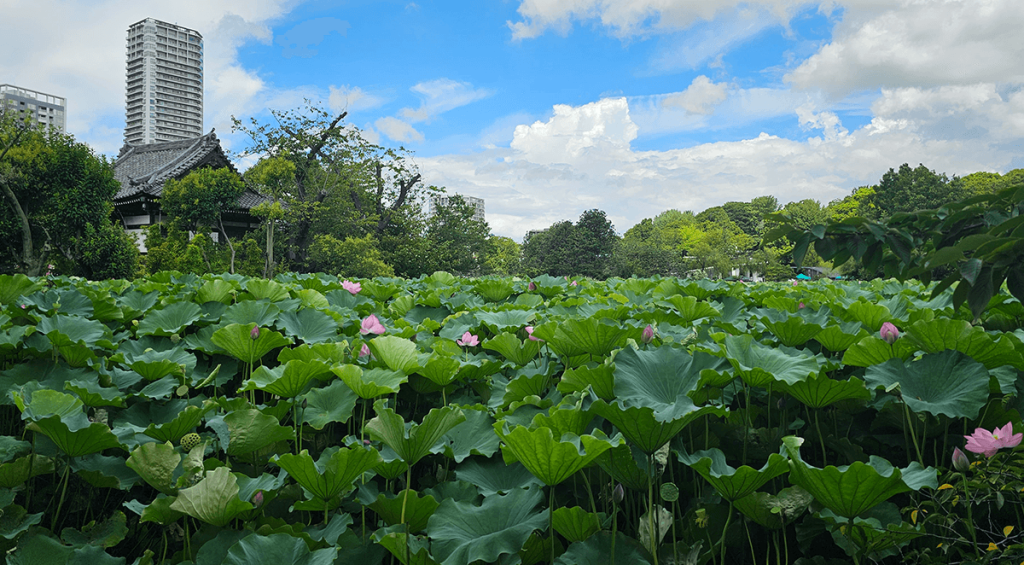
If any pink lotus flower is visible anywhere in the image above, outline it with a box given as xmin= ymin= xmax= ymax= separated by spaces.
xmin=528 ymin=281 xmax=536 ymax=291
xmin=359 ymin=343 xmax=370 ymax=357
xmin=457 ymin=331 xmax=479 ymax=347
xmin=342 ymin=280 xmax=361 ymax=295
xmin=250 ymin=326 xmax=260 ymax=340
xmin=525 ymin=326 xmax=543 ymax=342
xmin=252 ymin=491 xmax=264 ymax=508
xmin=570 ymin=280 xmax=578 ymax=287
xmin=951 ymin=446 xmax=970 ymax=472
xmin=964 ymin=423 xmax=1022 ymax=457
xmin=879 ymin=322 xmax=899 ymax=345
xmin=360 ymin=314 xmax=386 ymax=335
xmin=792 ymin=280 xmax=798 ymax=287
xmin=641 ymin=325 xmax=654 ymax=344
xmin=798 ymin=302 xmax=805 ymax=309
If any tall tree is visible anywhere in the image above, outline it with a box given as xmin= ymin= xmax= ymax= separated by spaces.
xmin=868 ymin=163 xmax=967 ymax=218
xmin=160 ymin=167 xmax=246 ymax=273
xmin=570 ymin=209 xmax=618 ymax=278
xmin=423 ymin=194 xmax=490 ymax=275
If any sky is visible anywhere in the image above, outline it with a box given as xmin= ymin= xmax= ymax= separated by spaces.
xmin=3 ymin=0 xmax=1024 ymax=240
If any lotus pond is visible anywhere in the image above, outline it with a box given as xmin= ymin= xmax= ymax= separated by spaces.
xmin=0 ymin=271 xmax=1022 ymax=564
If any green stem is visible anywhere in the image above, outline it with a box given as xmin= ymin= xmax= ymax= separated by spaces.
xmin=610 ymin=495 xmax=617 ymax=565
xmin=718 ymin=500 xmax=733 ymax=565
xmin=648 ymin=454 xmax=659 ymax=565
xmin=961 ymin=472 xmax=979 ymax=555
xmin=904 ymin=401 xmax=924 ymax=464
xmin=744 ymin=519 xmax=757 ymax=565
xmin=814 ymin=409 xmax=827 ymax=467
xmin=402 ymin=464 xmax=412 ymax=565
xmin=51 ymin=460 xmax=71 ymax=531
xmin=549 ymin=485 xmax=556 ymax=565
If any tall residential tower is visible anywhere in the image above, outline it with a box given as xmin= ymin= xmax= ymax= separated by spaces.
xmin=0 ymin=84 xmax=66 ymax=133
xmin=124 ymin=18 xmax=203 ymax=145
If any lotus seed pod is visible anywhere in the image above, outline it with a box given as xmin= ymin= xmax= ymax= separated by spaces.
xmin=181 ymin=432 xmax=201 ymax=451
xmin=660 ymin=482 xmax=679 ymax=502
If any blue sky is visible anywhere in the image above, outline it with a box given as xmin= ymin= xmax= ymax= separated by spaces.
xmin=4 ymin=0 xmax=1024 ymax=239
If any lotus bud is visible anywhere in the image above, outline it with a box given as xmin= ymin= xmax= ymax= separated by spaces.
xmin=364 ymin=439 xmax=372 ymax=445
xmin=359 ymin=343 xmax=370 ymax=357
xmin=879 ymin=322 xmax=899 ymax=345
xmin=528 ymin=281 xmax=536 ymax=291
xmin=792 ymin=280 xmax=798 ymax=286
xmin=642 ymin=325 xmax=654 ymax=344
xmin=302 ymin=398 xmax=308 ymax=410
xmin=250 ymin=326 xmax=260 ymax=340
xmin=613 ymin=483 xmax=624 ymax=504
xmin=252 ymin=490 xmax=264 ymax=508
xmin=952 ymin=446 xmax=969 ymax=473
xmin=570 ymin=280 xmax=578 ymax=287
xmin=798 ymin=302 xmax=805 ymax=309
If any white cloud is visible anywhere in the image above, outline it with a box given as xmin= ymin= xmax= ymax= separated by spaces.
xmin=787 ymin=0 xmax=1024 ymax=96
xmin=374 ymin=117 xmax=424 ymax=143
xmin=398 ymin=79 xmax=493 ymax=123
xmin=662 ymin=76 xmax=729 ymax=115
xmin=648 ymin=6 xmax=781 ymax=73
xmin=328 ymin=85 xmax=386 ymax=114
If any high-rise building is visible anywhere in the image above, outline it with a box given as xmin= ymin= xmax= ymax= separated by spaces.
xmin=430 ymin=194 xmax=486 ymax=224
xmin=0 ymin=84 xmax=66 ymax=133
xmin=125 ymin=18 xmax=203 ymax=145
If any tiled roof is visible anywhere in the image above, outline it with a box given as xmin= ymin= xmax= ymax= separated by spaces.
xmin=112 ymin=130 xmax=268 ymax=210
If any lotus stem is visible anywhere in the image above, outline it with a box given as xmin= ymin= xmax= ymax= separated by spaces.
xmin=51 ymin=460 xmax=71 ymax=531
xmin=903 ymin=401 xmax=924 ymax=464
xmin=961 ymin=471 xmax=979 ymax=555
xmin=610 ymin=495 xmax=617 ymax=565
xmin=402 ymin=464 xmax=412 ymax=565
xmin=814 ymin=409 xmax=827 ymax=467
xmin=718 ymin=500 xmax=733 ymax=565
xmin=744 ymin=519 xmax=756 ymax=565
xmin=648 ymin=454 xmax=659 ymax=565
xmin=549 ymin=485 xmax=556 ymax=565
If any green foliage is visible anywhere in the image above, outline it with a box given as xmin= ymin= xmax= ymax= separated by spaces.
xmin=521 ymin=209 xmax=617 ymax=278
xmin=307 ymin=233 xmax=394 ymax=278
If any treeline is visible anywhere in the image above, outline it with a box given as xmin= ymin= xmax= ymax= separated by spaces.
xmin=3 ymin=102 xmax=1022 ymax=281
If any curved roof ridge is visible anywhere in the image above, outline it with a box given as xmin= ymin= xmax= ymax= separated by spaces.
xmin=138 ymin=133 xmax=209 ymax=186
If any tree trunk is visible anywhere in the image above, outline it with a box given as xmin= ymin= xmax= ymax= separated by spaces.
xmin=264 ymin=220 xmax=275 ymax=279
xmin=218 ymin=217 xmax=236 ymax=274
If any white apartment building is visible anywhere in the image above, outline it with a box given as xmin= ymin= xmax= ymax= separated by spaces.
xmin=430 ymin=194 xmax=486 ymax=224
xmin=125 ymin=18 xmax=203 ymax=145
xmin=0 ymin=84 xmax=66 ymax=133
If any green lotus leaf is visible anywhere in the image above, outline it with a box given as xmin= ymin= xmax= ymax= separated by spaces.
xmin=818 ymin=504 xmax=925 ymax=559
xmin=724 ymin=335 xmax=819 ymax=387
xmin=24 ymin=289 xmax=94 ymax=317
xmin=72 ymin=453 xmax=141 ymax=490
xmin=427 ymin=486 xmax=547 ymax=565
xmin=225 ymin=531 xmax=340 ymax=565
xmin=814 ymin=322 xmax=867 ymax=352
xmin=211 ymin=323 xmax=291 ymax=364
xmin=842 ymin=336 xmax=915 ymax=368
xmin=276 ymin=308 xmax=339 ymax=345
xmin=528 ymin=322 xmax=583 ymax=357
xmin=13 ymin=387 xmax=84 ymax=421
xmin=552 ymin=318 xmax=637 ymax=358
xmin=374 ymin=526 xmax=436 ymax=565
xmin=843 ymin=301 xmax=892 ymax=331
xmin=0 ymin=274 xmax=41 ymax=306
xmin=170 ymin=466 xmax=253 ymax=527
xmin=482 ymin=332 xmax=541 ymax=366
xmin=613 ymin=346 xmax=724 ymax=422
xmin=759 ymin=309 xmax=826 ymax=346
xmin=366 ymin=401 xmax=465 ymax=466
xmin=369 ymin=489 xmax=440 ymax=533
xmin=241 ymin=359 xmax=330 ymax=398
xmin=0 ymin=504 xmax=43 ymax=540
xmin=905 ymin=318 xmax=1024 ymax=370
xmin=273 ymin=446 xmax=382 ymax=502
xmin=126 ymin=441 xmax=181 ymax=495
xmin=453 ymin=353 xmax=503 ymax=381
xmin=15 ymin=390 xmax=124 ymax=458
xmin=0 ymin=437 xmax=29 ymax=464
xmin=432 ymin=408 xmax=500 ymax=462
xmin=294 ymin=288 xmax=330 ymax=310
xmin=782 ymin=436 xmax=936 ymax=519
xmin=495 ymin=421 xmax=618 ymax=486
xmin=64 ymin=378 xmax=124 ymax=408
xmin=243 ymin=279 xmax=291 ymax=302
xmin=558 ymin=362 xmax=615 ymax=401
xmin=415 ymin=354 xmax=461 ymax=388
xmin=0 ymin=363 xmax=87 ymax=406
xmin=455 ymin=459 xmax=544 ymax=497
xmin=333 ymin=364 xmax=407 ymax=399
xmin=360 ymin=280 xmax=403 ymax=302
xmin=654 ymin=294 xmax=721 ymax=324
xmin=530 ymin=405 xmax=594 ymax=438
xmin=677 ymin=448 xmax=789 ymax=501
xmin=864 ymin=350 xmax=990 ymax=419
xmin=555 ymin=531 xmax=652 ymax=565
xmin=222 ymin=300 xmax=283 ymax=327
xmin=0 ymin=325 xmax=34 ymax=353
xmin=139 ymin=493 xmax=183 ymax=525
xmin=734 ymin=486 xmax=813 ymax=529
xmin=195 ymin=278 xmax=236 ymax=305
xmin=116 ymin=290 xmax=159 ymax=320
xmin=367 ymin=336 xmax=421 ymax=375
xmin=119 ymin=347 xmax=196 ymax=381
xmin=60 ymin=510 xmax=128 ymax=548
xmin=781 ymin=373 xmax=871 ymax=409
xmin=78 ymin=287 xmax=122 ymax=323
xmin=591 ymin=400 xmax=723 ymax=454
xmin=223 ymin=409 xmax=294 ymax=456
xmin=38 ymin=314 xmax=109 ymax=350
xmin=0 ymin=455 xmax=54 ymax=488
xmin=596 ymin=442 xmax=652 ymax=492
xmin=299 ymin=379 xmax=358 ymax=430
xmin=552 ymin=506 xmax=601 ymax=543
xmin=137 ymin=301 xmax=203 ymax=336
xmin=142 ymin=402 xmax=214 ymax=443
xmin=474 ymin=310 xmax=536 ymax=333
xmin=279 ymin=342 xmax=350 ymax=365
xmin=474 ymin=279 xmax=515 ymax=302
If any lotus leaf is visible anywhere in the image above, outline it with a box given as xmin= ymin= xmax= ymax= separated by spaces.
xmin=654 ymin=294 xmax=721 ymax=324
xmin=814 ymin=321 xmax=867 ymax=352
xmin=366 ymin=401 xmax=465 ymax=466
xmin=0 ymin=274 xmax=41 ymax=306
xmin=613 ymin=346 xmax=724 ymax=421
xmin=0 ymin=504 xmax=43 ymax=540
xmin=294 ymin=288 xmax=330 ymax=310
xmin=677 ymin=448 xmax=789 ymax=501
xmin=758 ymin=309 xmax=826 ymax=346
xmin=905 ymin=317 xmax=1024 ymax=370
xmin=782 ymin=373 xmax=871 ymax=409
xmin=432 ymin=408 xmax=500 ymax=462
xmin=119 ymin=346 xmax=195 ymax=381
xmin=38 ymin=314 xmax=109 ymax=350
xmin=276 ymin=308 xmax=339 ymax=344
xmin=474 ymin=310 xmax=536 ymax=333
xmin=72 ymin=453 xmax=141 ymax=490
xmin=279 ymin=342 xmax=350 ymax=365
xmin=554 ymin=532 xmax=653 ymax=565
xmin=843 ymin=301 xmax=892 ymax=331
xmin=530 ymin=405 xmax=594 ymax=438
xmin=221 ymin=300 xmax=283 ymax=328
xmin=299 ymin=379 xmax=358 ymax=429
xmin=415 ymin=354 xmax=461 ymax=388
xmin=551 ymin=318 xmax=637 ymax=358
xmin=426 ymin=486 xmax=547 ymax=565
xmin=474 ymin=279 xmax=515 ymax=302
xmin=366 ymin=336 xmax=421 ymax=375
xmin=557 ymin=363 xmax=615 ymax=401
xmin=15 ymin=391 xmax=123 ymax=457
xmin=243 ymin=279 xmax=291 ymax=302
xmin=482 ymin=332 xmax=541 ymax=366
xmin=369 ymin=489 xmax=440 ymax=533
xmin=60 ymin=510 xmax=128 ymax=548
xmin=864 ymin=350 xmax=990 ymax=419
xmin=334 ymin=364 xmax=407 ymax=398
xmin=454 ymin=459 xmax=544 ymax=497
xmin=782 ymin=436 xmax=936 ymax=518
xmin=591 ymin=400 xmax=723 ymax=454
xmin=724 ymin=335 xmax=819 ymax=387
xmin=596 ymin=442 xmax=652 ymax=491
xmin=223 ymin=409 xmax=294 ymax=456
xmin=273 ymin=446 xmax=382 ymax=502
xmin=222 ymin=532 xmax=337 ymax=565
xmin=734 ymin=486 xmax=813 ymax=529
xmin=25 ymin=289 xmax=94 ymax=317
xmin=126 ymin=441 xmax=181 ymax=494
xmin=842 ymin=335 xmax=915 ymax=367
xmin=551 ymin=506 xmax=601 ymax=543
xmin=0 ymin=455 xmax=54 ymax=488
xmin=142 ymin=402 xmax=214 ymax=443
xmin=169 ymin=466 xmax=253 ymax=527
xmin=64 ymin=378 xmax=124 ymax=408
xmin=495 ymin=421 xmax=618 ymax=486
xmin=241 ymin=359 xmax=330 ymax=398
xmin=211 ymin=323 xmax=291 ymax=364
xmin=137 ymin=302 xmax=203 ymax=336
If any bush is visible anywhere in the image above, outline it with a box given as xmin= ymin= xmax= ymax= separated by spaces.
xmin=307 ymin=234 xmax=394 ymax=278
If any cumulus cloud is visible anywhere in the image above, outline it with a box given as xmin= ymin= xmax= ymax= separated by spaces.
xmin=328 ymin=85 xmax=386 ymax=114
xmin=399 ymin=79 xmax=493 ymax=123
xmin=787 ymin=0 xmax=1024 ymax=96
xmin=375 ymin=117 xmax=424 ymax=143
xmin=662 ymin=76 xmax=729 ymax=115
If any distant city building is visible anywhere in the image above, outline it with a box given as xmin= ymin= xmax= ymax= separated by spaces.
xmin=0 ymin=84 xmax=66 ymax=133
xmin=430 ymin=194 xmax=485 ymax=224
xmin=125 ymin=18 xmax=204 ymax=145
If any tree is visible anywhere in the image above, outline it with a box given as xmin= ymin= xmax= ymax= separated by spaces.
xmin=868 ymin=163 xmax=967 ymax=218
xmin=521 ymin=221 xmax=573 ymax=277
xmin=160 ymin=167 xmax=246 ymax=273
xmin=0 ymin=109 xmax=138 ymax=278
xmin=569 ymin=209 xmax=618 ymax=278
xmin=484 ymin=236 xmax=521 ymax=275
xmin=423 ymin=195 xmax=490 ymax=276
xmin=307 ymin=234 xmax=394 ymax=278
